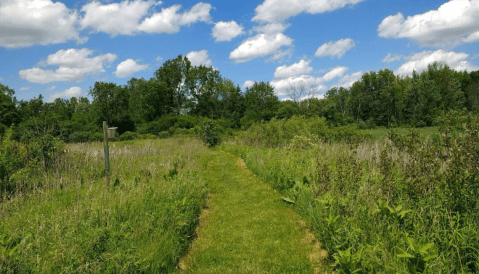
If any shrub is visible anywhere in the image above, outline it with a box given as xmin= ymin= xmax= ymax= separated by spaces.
xmin=199 ymin=120 xmax=222 ymax=147
xmin=118 ymin=131 xmax=137 ymax=141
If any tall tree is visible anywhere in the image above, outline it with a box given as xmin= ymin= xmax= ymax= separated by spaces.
xmin=187 ymin=66 xmax=222 ymax=118
xmin=0 ymin=84 xmax=19 ymax=132
xmin=244 ymin=81 xmax=280 ymax=122
xmin=154 ymin=55 xmax=192 ymax=115
xmin=89 ymin=82 xmax=133 ymax=133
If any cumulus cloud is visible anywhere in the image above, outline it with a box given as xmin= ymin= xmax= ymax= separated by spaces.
xmin=315 ymin=38 xmax=355 ymax=58
xmin=243 ymin=80 xmax=255 ymax=89
xmin=378 ymin=0 xmax=479 ymax=47
xmin=252 ymin=0 xmax=365 ymax=22
xmin=230 ymin=33 xmax=293 ymax=63
xmin=271 ymin=65 xmax=349 ymax=96
xmin=138 ymin=2 xmax=212 ymax=34
xmin=47 ymin=87 xmax=82 ymax=102
xmin=212 ymin=21 xmax=244 ymax=42
xmin=322 ymin=66 xmax=348 ymax=82
xmin=271 ymin=75 xmax=324 ymax=96
xmin=81 ymin=1 xmax=212 ymax=36
xmin=252 ymin=22 xmax=290 ymax=34
xmin=382 ymin=53 xmax=404 ymax=63
xmin=19 ymin=48 xmax=117 ymax=84
xmin=274 ymin=60 xmax=313 ymax=78
xmin=395 ymin=49 xmax=479 ymax=76
xmin=81 ymin=0 xmax=156 ymax=36
xmin=333 ymin=71 xmax=363 ymax=88
xmin=114 ymin=59 xmax=148 ymax=78
xmin=186 ymin=50 xmax=213 ymax=67
xmin=0 ymin=0 xmax=84 ymax=48
xmin=19 ymin=87 xmax=30 ymax=91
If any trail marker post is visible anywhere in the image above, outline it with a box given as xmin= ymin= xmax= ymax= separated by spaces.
xmin=102 ymin=122 xmax=118 ymax=188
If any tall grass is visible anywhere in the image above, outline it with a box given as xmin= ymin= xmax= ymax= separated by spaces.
xmin=0 ymin=138 xmax=211 ymax=273
xmin=223 ymin=112 xmax=479 ymax=273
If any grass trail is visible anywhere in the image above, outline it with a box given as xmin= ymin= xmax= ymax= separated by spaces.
xmin=178 ymin=150 xmax=326 ymax=273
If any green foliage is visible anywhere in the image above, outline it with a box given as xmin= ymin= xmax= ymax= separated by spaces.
xmin=241 ymin=116 xmax=370 ymax=147
xmin=243 ymin=81 xmax=280 ymax=123
xmin=1 ymin=128 xmax=64 ymax=196
xmin=199 ymin=120 xmax=222 ymax=147
xmin=0 ymin=139 xmax=209 ymax=273
xmin=223 ymin=111 xmax=479 ymax=272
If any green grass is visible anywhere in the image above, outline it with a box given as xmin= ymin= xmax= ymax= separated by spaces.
xmin=222 ymin=120 xmax=479 ymax=272
xmin=0 ymin=138 xmax=211 ymax=273
xmin=179 ymin=150 xmax=324 ymax=273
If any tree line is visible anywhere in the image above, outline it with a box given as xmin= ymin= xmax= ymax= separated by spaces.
xmin=1 ymin=55 xmax=478 ymax=142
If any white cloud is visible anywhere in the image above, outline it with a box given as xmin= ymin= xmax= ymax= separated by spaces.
xmin=47 ymin=87 xmax=82 ymax=102
xmin=19 ymin=86 xmax=30 ymax=91
xmin=315 ymin=38 xmax=355 ymax=58
xmin=274 ymin=60 xmax=313 ymax=78
xmin=382 ymin=53 xmax=404 ymax=63
xmin=322 ymin=66 xmax=348 ymax=82
xmin=186 ymin=50 xmax=213 ymax=67
xmin=230 ymin=33 xmax=293 ymax=63
xmin=81 ymin=0 xmax=156 ymax=36
xmin=114 ymin=59 xmax=149 ymax=78
xmin=333 ymin=71 xmax=363 ymax=88
xmin=0 ymin=77 xmax=4 ymax=81
xmin=395 ymin=49 xmax=479 ymax=76
xmin=81 ymin=1 xmax=212 ymax=36
xmin=378 ymin=0 xmax=479 ymax=47
xmin=243 ymin=80 xmax=256 ymax=89
xmin=19 ymin=48 xmax=117 ymax=84
xmin=252 ymin=0 xmax=365 ymax=22
xmin=156 ymin=56 xmax=164 ymax=63
xmin=212 ymin=21 xmax=244 ymax=42
xmin=271 ymin=75 xmax=324 ymax=96
xmin=0 ymin=0 xmax=84 ymax=48
xmin=138 ymin=2 xmax=212 ymax=34
xmin=252 ymin=22 xmax=290 ymax=34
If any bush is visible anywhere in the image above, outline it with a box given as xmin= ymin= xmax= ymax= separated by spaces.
xmin=199 ymin=121 xmax=222 ymax=147
xmin=118 ymin=131 xmax=137 ymax=141
xmin=68 ymin=131 xmax=103 ymax=143
xmin=158 ymin=131 xmax=170 ymax=139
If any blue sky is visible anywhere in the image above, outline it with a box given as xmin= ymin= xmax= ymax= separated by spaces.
xmin=1 ymin=0 xmax=478 ymax=102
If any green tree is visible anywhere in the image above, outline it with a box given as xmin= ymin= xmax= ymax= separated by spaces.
xmin=89 ymin=82 xmax=134 ymax=133
xmin=187 ymin=66 xmax=222 ymax=118
xmin=154 ymin=55 xmax=192 ymax=115
xmin=0 ymin=84 xmax=19 ymax=133
xmin=243 ymin=81 xmax=280 ymax=123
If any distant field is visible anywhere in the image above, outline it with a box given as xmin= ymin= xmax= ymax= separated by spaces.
xmin=359 ymin=126 xmax=440 ymax=142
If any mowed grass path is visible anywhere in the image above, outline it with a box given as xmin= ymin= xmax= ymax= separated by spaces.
xmin=178 ymin=150 xmax=325 ymax=273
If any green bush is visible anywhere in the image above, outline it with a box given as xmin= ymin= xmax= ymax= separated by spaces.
xmin=157 ymin=131 xmax=170 ymax=139
xmin=68 ymin=131 xmax=103 ymax=143
xmin=241 ymin=116 xmax=370 ymax=147
xmin=199 ymin=120 xmax=222 ymax=147
xmin=118 ymin=131 xmax=137 ymax=141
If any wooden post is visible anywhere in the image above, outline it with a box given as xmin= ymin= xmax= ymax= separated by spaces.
xmin=103 ymin=121 xmax=110 ymax=188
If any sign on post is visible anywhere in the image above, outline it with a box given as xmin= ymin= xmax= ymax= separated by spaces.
xmin=103 ymin=121 xmax=112 ymax=187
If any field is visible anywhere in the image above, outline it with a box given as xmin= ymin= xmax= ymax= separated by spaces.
xmin=0 ymin=138 xmax=210 ymax=273
xmin=1 ymin=114 xmax=478 ymax=273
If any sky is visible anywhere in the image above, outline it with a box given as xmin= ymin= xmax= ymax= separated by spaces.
xmin=1 ymin=0 xmax=479 ymax=102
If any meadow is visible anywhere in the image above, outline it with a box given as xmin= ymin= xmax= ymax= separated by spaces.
xmin=0 ymin=138 xmax=211 ymax=273
xmin=1 ymin=112 xmax=478 ymax=273
xmin=222 ymin=113 xmax=479 ymax=273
